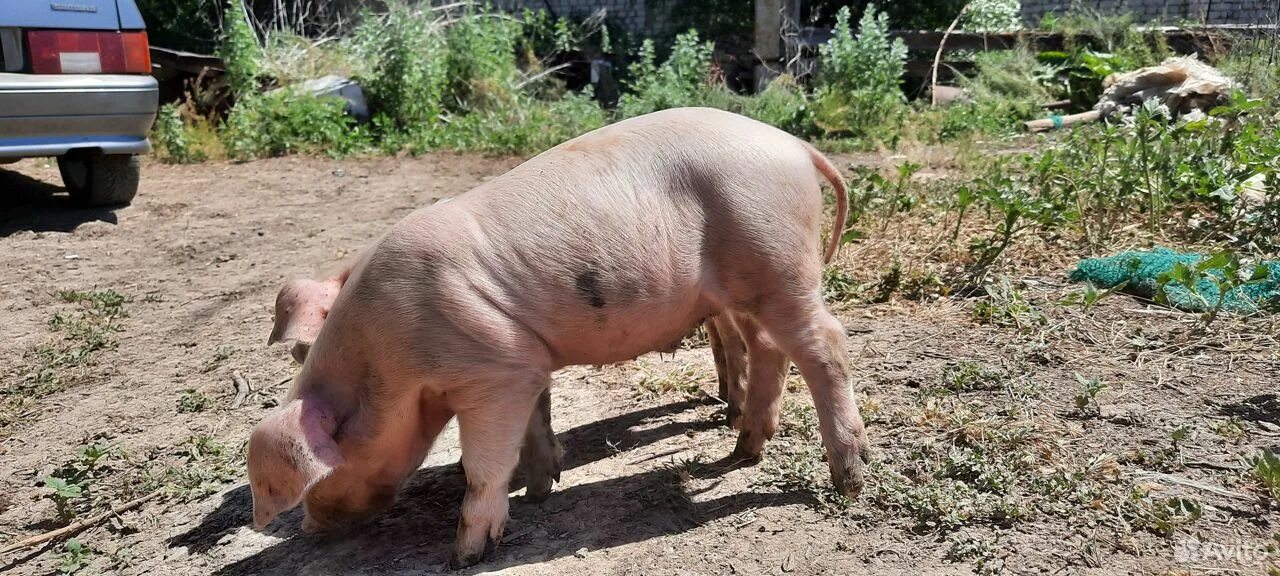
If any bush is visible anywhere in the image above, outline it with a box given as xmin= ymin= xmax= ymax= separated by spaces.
xmin=352 ymin=5 xmax=449 ymax=131
xmin=427 ymin=89 xmax=606 ymax=154
xmin=220 ymin=0 xmax=261 ymax=99
xmin=443 ymin=11 xmax=523 ymax=111
xmin=618 ymin=31 xmax=720 ymax=118
xmin=223 ymin=91 xmax=365 ymax=159
xmin=935 ymin=49 xmax=1054 ymax=141
xmin=734 ymin=76 xmax=814 ymax=136
xmin=812 ymin=5 xmax=908 ymax=139
xmin=961 ymin=0 xmax=1022 ymax=32
xmin=153 ymin=104 xmax=205 ymax=164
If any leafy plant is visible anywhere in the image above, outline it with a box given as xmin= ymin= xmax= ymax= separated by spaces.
xmin=822 ymin=265 xmax=861 ymax=304
xmin=1155 ymin=251 xmax=1272 ymax=329
xmin=812 ymin=5 xmax=907 ymax=139
xmin=1248 ymin=449 xmax=1280 ymax=503
xmin=1125 ymin=492 xmax=1203 ymax=537
xmin=153 ymin=104 xmax=204 ymax=164
xmin=1072 ymin=373 xmax=1106 ymax=417
xmin=352 ymin=5 xmax=449 ymax=131
xmin=177 ymin=390 xmax=212 ymax=414
xmin=224 ymin=90 xmax=363 ymax=159
xmin=42 ymin=443 xmax=114 ymax=521
xmin=57 ymin=538 xmax=94 ymax=575
xmin=972 ymin=277 xmax=1046 ymax=331
xmin=941 ymin=361 xmax=1009 ymax=393
xmin=618 ymin=31 xmax=717 ymax=118
xmin=220 ymin=0 xmax=260 ymax=99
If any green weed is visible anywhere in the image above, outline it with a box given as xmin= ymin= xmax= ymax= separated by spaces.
xmin=177 ymin=390 xmax=212 ymax=414
xmin=42 ymin=442 xmax=114 ymax=521
xmin=200 ymin=345 xmax=237 ymax=374
xmin=940 ymin=361 xmax=1009 ymax=394
xmin=57 ymin=538 xmax=94 ymax=575
xmin=1248 ymin=450 xmax=1280 ymax=504
xmin=1072 ymin=373 xmax=1106 ymax=417
xmin=154 ymin=435 xmax=243 ymax=500
xmin=822 ymin=266 xmax=861 ymax=305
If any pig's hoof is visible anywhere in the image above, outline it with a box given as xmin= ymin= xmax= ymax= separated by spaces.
xmin=829 ymin=456 xmax=866 ymax=498
xmin=729 ymin=431 xmax=764 ymax=464
xmin=524 ymin=478 xmax=554 ymax=503
xmin=449 ymin=535 xmax=498 ymax=570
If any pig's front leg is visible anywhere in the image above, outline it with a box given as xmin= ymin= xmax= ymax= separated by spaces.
xmin=450 ymin=375 xmax=548 ymax=569
xmin=516 ymin=388 xmax=563 ymax=502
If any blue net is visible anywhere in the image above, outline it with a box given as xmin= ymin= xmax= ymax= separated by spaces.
xmin=1069 ymin=247 xmax=1280 ymax=314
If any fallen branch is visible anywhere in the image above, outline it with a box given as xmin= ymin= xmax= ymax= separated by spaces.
xmin=930 ymin=3 xmax=969 ymax=106
xmin=515 ymin=63 xmax=572 ymax=90
xmin=1135 ymin=471 xmax=1255 ymax=501
xmin=230 ymin=371 xmax=253 ymax=409
xmin=0 ymin=491 xmax=161 ymax=555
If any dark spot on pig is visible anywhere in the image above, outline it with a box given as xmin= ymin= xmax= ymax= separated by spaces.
xmin=575 ymin=268 xmax=606 ymax=308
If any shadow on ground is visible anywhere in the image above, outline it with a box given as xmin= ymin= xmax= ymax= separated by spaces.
xmin=0 ymin=167 xmax=118 ymax=236
xmin=171 ymin=399 xmax=815 ymax=575
xmin=1219 ymin=393 xmax=1280 ymax=425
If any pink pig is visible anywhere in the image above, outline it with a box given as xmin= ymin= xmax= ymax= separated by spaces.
xmin=248 ymin=107 xmax=868 ymax=568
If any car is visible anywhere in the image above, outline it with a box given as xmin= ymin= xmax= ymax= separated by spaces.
xmin=0 ymin=0 xmax=157 ymax=207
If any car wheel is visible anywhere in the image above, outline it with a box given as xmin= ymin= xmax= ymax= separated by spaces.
xmin=57 ymin=151 xmax=140 ymax=207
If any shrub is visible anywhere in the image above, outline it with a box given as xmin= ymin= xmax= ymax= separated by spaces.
xmin=223 ymin=90 xmax=364 ymax=159
xmin=734 ymin=76 xmax=814 ymax=136
xmin=961 ymin=0 xmax=1022 ymax=32
xmin=425 ymin=89 xmax=606 ymax=154
xmin=443 ymin=11 xmax=523 ymax=111
xmin=812 ymin=5 xmax=908 ymax=139
xmin=220 ymin=0 xmax=261 ymax=99
xmin=352 ymin=5 xmax=449 ymax=131
xmin=153 ymin=104 xmax=205 ymax=164
xmin=617 ymin=31 xmax=719 ymax=118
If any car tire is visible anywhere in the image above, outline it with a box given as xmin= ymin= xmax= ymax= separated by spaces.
xmin=57 ymin=151 xmax=140 ymax=207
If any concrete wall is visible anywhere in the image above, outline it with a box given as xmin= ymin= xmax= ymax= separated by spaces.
xmin=1021 ymin=0 xmax=1280 ymax=26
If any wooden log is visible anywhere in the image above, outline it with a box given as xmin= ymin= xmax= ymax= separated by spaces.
xmin=1023 ymin=110 xmax=1101 ymax=132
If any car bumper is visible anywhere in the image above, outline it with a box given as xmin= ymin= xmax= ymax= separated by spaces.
xmin=0 ymin=73 xmax=158 ymax=159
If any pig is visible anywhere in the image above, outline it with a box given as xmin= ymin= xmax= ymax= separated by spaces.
xmin=248 ymin=107 xmax=868 ymax=569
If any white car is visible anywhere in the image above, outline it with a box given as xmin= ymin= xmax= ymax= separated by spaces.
xmin=0 ymin=0 xmax=158 ymax=206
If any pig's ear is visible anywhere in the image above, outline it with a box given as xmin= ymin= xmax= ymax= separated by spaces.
xmin=268 ymin=278 xmax=342 ymax=347
xmin=247 ymin=398 xmax=344 ymax=529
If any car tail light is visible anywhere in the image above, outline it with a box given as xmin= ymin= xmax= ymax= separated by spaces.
xmin=26 ymin=30 xmax=151 ymax=74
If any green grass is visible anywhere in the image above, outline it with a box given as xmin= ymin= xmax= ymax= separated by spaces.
xmin=2 ymin=290 xmax=129 ymax=435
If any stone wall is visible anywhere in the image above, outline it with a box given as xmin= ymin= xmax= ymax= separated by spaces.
xmin=1020 ymin=0 xmax=1280 ymax=25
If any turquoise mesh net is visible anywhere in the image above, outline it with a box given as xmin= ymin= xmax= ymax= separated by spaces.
xmin=1069 ymin=247 xmax=1280 ymax=314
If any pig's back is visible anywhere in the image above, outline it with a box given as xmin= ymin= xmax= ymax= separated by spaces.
xmin=379 ymin=108 xmax=823 ymax=368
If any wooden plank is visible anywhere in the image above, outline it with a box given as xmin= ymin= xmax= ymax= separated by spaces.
xmin=149 ymin=46 xmax=225 ymax=77
xmin=792 ymin=27 xmax=1236 ymax=55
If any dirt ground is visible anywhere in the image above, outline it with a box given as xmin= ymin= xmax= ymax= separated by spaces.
xmin=1 ymin=151 xmax=1277 ymax=576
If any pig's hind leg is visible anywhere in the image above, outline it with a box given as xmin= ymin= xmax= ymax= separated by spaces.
xmin=706 ymin=315 xmax=748 ymax=429
xmin=514 ymin=388 xmax=563 ymax=502
xmin=727 ymin=315 xmax=789 ymax=462
xmin=751 ymin=294 xmax=869 ymax=498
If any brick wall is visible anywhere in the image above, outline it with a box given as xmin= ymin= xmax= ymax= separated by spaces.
xmin=1020 ymin=0 xmax=1280 ymax=25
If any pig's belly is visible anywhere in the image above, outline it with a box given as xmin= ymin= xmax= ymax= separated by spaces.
xmin=540 ymin=293 xmax=715 ymax=368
